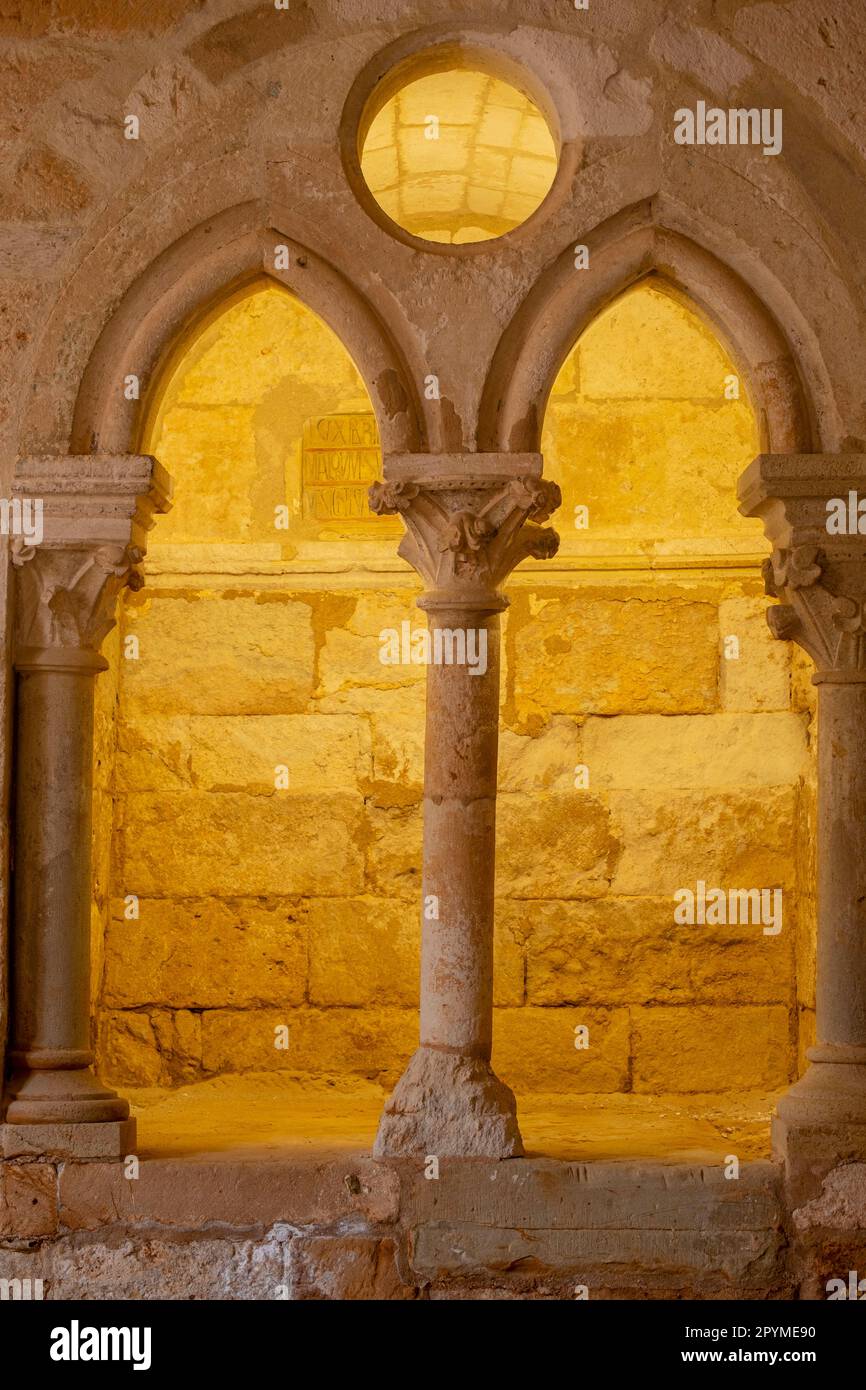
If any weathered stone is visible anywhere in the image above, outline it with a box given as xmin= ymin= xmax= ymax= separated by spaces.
xmin=581 ymin=712 xmax=808 ymax=789
xmin=718 ymin=595 xmax=792 ymax=712
xmin=498 ymin=717 xmax=582 ymax=792
xmin=411 ymin=1222 xmax=783 ymax=1289
xmin=791 ymin=645 xmax=818 ymax=714
xmin=609 ymin=786 xmax=797 ymax=896
xmin=307 ymin=897 xmax=418 ymax=1007
xmin=116 ymin=713 xmax=371 ymax=792
xmin=151 ymin=1010 xmax=202 ymax=1082
xmin=498 ymin=792 xmax=618 ymax=897
xmin=1 ymin=1121 xmax=135 ymax=1161
xmin=370 ymin=707 xmax=425 ymax=793
xmin=401 ymin=1156 xmax=782 ymax=1231
xmin=292 ymin=1235 xmax=414 ymax=1299
xmin=793 ymin=1162 xmax=866 ymax=1232
xmin=49 ymin=1233 xmax=285 ymax=1301
xmin=523 ymin=897 xmax=794 ymax=1006
xmin=374 ymin=1049 xmax=524 ymax=1158
xmin=317 ymin=591 xmax=425 ymax=711
xmin=121 ymin=792 xmax=365 ymax=895
xmin=103 ymin=898 xmax=307 ymax=1009
xmin=511 ymin=589 xmax=719 ymax=718
xmin=7 ymin=146 xmax=93 ymax=220
xmin=121 ymin=592 xmax=315 ymax=714
xmin=493 ymin=1007 xmax=631 ymax=1093
xmin=59 ymin=1154 xmax=400 ymax=1231
xmin=200 ymin=1008 xmax=418 ymax=1082
xmin=0 ymin=1161 xmax=57 ymax=1237
xmin=631 ymin=1005 xmax=791 ymax=1092
xmin=365 ymin=803 xmax=423 ymax=899
xmin=98 ymin=1012 xmax=162 ymax=1087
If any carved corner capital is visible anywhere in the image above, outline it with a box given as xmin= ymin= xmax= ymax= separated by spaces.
xmin=10 ymin=454 xmax=171 ymax=666
xmin=369 ymin=457 xmax=561 ymax=602
xmin=740 ymin=454 xmax=866 ymax=677
xmin=13 ymin=541 xmax=143 ymax=662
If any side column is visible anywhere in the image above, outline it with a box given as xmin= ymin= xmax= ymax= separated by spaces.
xmin=2 ymin=454 xmax=170 ymax=1158
xmin=369 ymin=455 xmax=560 ymax=1157
xmin=739 ymin=452 xmax=866 ymax=1201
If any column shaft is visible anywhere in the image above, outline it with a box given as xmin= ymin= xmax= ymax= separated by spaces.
xmin=419 ymin=608 xmax=500 ymax=1058
xmin=12 ymin=666 xmax=95 ymax=1060
xmin=815 ymin=679 xmax=866 ymax=1049
xmin=5 ymin=652 xmax=128 ymax=1125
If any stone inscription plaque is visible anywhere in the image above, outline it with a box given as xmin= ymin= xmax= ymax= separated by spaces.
xmin=301 ymin=413 xmax=380 ymax=522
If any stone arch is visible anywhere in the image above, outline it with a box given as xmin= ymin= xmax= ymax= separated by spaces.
xmin=478 ymin=202 xmax=832 ymax=457
xmin=19 ymin=206 xmax=424 ymax=460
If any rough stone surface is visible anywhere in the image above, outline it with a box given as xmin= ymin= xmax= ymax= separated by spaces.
xmin=292 ymin=1236 xmax=415 ymax=1300
xmin=632 ymin=1005 xmax=791 ymax=1093
xmin=374 ymin=1048 xmax=524 ymax=1158
xmin=793 ymin=1162 xmax=866 ymax=1233
xmin=0 ymin=1146 xmax=799 ymax=1301
xmin=0 ymin=1160 xmax=57 ymax=1238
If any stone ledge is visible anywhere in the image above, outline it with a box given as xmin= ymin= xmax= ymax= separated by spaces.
xmin=1 ymin=1151 xmax=796 ymax=1300
xmin=58 ymin=1151 xmax=399 ymax=1231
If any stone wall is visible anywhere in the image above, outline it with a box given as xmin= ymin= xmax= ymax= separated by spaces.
xmin=92 ymin=279 xmax=815 ymax=1098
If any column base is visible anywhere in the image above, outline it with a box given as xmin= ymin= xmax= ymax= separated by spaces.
xmin=772 ymin=1048 xmax=866 ymax=1206
xmin=3 ymin=1060 xmax=130 ymax=1126
xmin=373 ymin=1046 xmax=524 ymax=1158
xmin=1 ymin=1118 xmax=136 ymax=1160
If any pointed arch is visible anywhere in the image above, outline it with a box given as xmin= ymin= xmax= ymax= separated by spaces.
xmin=478 ymin=203 xmax=831 ymax=457
xmin=20 ymin=205 xmax=424 ymax=460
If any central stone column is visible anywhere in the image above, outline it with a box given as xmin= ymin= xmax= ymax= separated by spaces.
xmin=739 ymin=453 xmax=866 ymax=1201
xmin=369 ymin=454 xmax=560 ymax=1157
xmin=2 ymin=454 xmax=170 ymax=1157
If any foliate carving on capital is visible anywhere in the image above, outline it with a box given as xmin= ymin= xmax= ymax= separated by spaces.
xmin=762 ymin=544 xmax=866 ymax=672
xmin=12 ymin=539 xmax=144 ymax=655
xmin=368 ymin=474 xmax=561 ymax=596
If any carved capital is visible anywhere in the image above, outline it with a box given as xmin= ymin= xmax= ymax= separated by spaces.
xmin=739 ymin=454 xmax=866 ymax=677
xmin=13 ymin=541 xmax=143 ymax=661
xmin=11 ymin=453 xmax=172 ymax=668
xmin=369 ymin=454 xmax=560 ymax=604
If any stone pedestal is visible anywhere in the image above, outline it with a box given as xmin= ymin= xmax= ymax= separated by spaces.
xmin=1 ymin=455 xmax=170 ymax=1157
xmin=739 ymin=453 xmax=866 ymax=1202
xmin=369 ymin=454 xmax=560 ymax=1157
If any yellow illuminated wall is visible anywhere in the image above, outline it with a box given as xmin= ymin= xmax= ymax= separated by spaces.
xmin=542 ymin=283 xmax=762 ymax=550
xmin=91 ymin=280 xmax=815 ymax=1103
xmin=142 ymin=282 xmax=389 ymax=544
xmin=360 ymin=68 xmax=558 ymax=243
